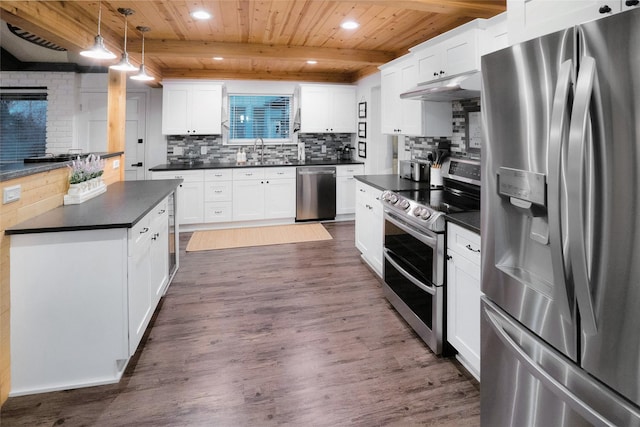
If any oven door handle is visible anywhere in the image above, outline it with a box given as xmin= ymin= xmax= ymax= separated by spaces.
xmin=384 ymin=210 xmax=438 ymax=247
xmin=384 ymin=249 xmax=437 ymax=296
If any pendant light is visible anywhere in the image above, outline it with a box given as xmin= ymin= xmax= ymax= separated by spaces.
xmin=130 ymin=26 xmax=154 ymax=81
xmin=110 ymin=8 xmax=138 ymax=72
xmin=80 ymin=0 xmax=116 ymax=59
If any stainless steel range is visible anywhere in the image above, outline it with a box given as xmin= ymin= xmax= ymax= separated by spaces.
xmin=381 ymin=157 xmax=480 ymax=354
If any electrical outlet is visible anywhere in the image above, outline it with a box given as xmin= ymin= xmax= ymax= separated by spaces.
xmin=113 ymin=159 xmax=120 ymax=169
xmin=3 ymin=185 xmax=21 ymax=204
xmin=174 ymin=147 xmax=184 ymax=156
xmin=321 ymin=144 xmax=327 ymax=153
xmin=201 ymin=146 xmax=208 ymax=155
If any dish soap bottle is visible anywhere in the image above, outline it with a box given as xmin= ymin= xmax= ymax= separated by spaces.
xmin=236 ymin=148 xmax=243 ymax=163
xmin=241 ymin=148 xmax=247 ymax=163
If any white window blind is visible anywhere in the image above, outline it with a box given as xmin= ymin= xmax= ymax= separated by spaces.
xmin=0 ymin=88 xmax=47 ymax=163
xmin=228 ymin=95 xmax=291 ymax=142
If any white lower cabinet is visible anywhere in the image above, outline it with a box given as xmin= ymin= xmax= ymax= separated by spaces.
xmin=152 ymin=170 xmax=204 ymax=224
xmin=354 ymin=180 xmax=383 ymax=277
xmin=336 ymin=164 xmax=365 ymax=215
xmin=10 ymin=197 xmax=171 ymax=396
xmin=129 ymin=198 xmax=169 ymax=355
xmin=446 ymin=222 xmax=481 ymax=380
xmin=204 ymin=169 xmax=233 ymax=222
xmin=232 ymin=167 xmax=296 ymax=221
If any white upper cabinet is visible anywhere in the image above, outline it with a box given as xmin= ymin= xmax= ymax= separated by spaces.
xmin=299 ymin=84 xmax=357 ymax=133
xmin=380 ymin=55 xmax=452 ymax=137
xmin=483 ymin=12 xmax=509 ymax=55
xmin=507 ymin=0 xmax=638 ymax=45
xmin=412 ymin=20 xmax=486 ymax=83
xmin=162 ymin=81 xmax=223 ymax=135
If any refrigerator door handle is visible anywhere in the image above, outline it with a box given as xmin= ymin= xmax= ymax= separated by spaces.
xmin=567 ymin=56 xmax=598 ymax=335
xmin=547 ymin=59 xmax=574 ymax=320
xmin=483 ymin=300 xmax=614 ymax=427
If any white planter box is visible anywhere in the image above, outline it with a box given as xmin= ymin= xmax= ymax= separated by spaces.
xmin=64 ymin=177 xmax=107 ymax=205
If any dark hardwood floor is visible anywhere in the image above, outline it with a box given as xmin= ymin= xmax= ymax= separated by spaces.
xmin=1 ymin=221 xmax=480 ymax=426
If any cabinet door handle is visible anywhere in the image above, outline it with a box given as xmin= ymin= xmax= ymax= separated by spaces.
xmin=158 ymin=209 xmax=166 ymax=214
xmin=140 ymin=227 xmax=149 ymax=234
xmin=466 ymin=244 xmax=480 ymax=253
xmin=446 ymin=254 xmax=453 ymax=261
xmin=626 ymin=0 xmax=639 ymax=5
xmin=599 ymin=4 xmax=612 ymax=13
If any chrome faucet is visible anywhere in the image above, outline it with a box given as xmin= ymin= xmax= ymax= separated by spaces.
xmin=254 ymin=137 xmax=264 ymax=163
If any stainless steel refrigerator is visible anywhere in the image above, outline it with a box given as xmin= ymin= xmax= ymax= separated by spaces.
xmin=481 ymin=8 xmax=640 ymax=426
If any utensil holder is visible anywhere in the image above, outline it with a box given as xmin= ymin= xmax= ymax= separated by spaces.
xmin=430 ymin=167 xmax=443 ymax=187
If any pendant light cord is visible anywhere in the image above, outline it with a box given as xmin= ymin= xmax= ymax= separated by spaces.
xmin=97 ymin=0 xmax=102 ymax=35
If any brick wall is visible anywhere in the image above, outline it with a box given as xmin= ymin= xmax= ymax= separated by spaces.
xmin=0 ymin=71 xmax=76 ymax=154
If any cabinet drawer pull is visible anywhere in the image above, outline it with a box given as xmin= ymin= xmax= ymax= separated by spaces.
xmin=465 ymin=244 xmax=480 ymax=253
xmin=214 ymin=210 xmax=223 ymax=214
xmin=214 ymin=190 xmax=223 ymax=193
xmin=140 ymin=227 xmax=149 ymax=234
xmin=157 ymin=209 xmax=166 ymax=214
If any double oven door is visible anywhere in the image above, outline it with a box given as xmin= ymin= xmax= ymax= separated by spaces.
xmin=383 ymin=210 xmax=445 ymax=354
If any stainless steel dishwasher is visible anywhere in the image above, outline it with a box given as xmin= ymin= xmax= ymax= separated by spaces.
xmin=296 ymin=166 xmax=336 ymax=221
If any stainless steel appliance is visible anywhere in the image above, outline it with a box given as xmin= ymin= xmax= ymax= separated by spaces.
xmin=340 ymin=144 xmax=353 ymax=161
xmin=295 ymin=166 xmax=336 ymax=221
xmin=382 ymin=157 xmax=480 ymax=354
xmin=399 ymin=159 xmax=430 ymax=182
xmin=482 ymin=8 xmax=640 ymax=426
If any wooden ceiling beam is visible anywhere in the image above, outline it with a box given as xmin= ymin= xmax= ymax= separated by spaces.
xmin=161 ymin=68 xmax=356 ymax=84
xmin=136 ymin=40 xmax=396 ymax=66
xmin=353 ymin=0 xmax=505 ymax=18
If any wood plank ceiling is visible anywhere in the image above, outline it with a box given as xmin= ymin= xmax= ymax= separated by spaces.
xmin=0 ymin=1 xmax=506 ymax=85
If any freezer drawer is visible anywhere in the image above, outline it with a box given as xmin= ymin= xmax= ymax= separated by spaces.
xmin=481 ymin=297 xmax=640 ymax=427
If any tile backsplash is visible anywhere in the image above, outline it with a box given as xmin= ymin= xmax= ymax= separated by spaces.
xmin=166 ymin=133 xmax=354 ymax=164
xmin=406 ymin=98 xmax=481 ymax=161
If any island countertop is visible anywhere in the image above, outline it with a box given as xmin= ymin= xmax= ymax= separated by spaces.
xmin=5 ymin=179 xmax=182 ymax=235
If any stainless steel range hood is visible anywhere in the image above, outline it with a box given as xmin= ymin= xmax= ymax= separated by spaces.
xmin=400 ymin=71 xmax=481 ymax=101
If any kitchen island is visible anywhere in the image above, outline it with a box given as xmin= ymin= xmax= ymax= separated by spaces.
xmin=6 ymin=179 xmax=181 ymax=396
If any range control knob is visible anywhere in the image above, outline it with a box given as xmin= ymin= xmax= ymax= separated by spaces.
xmin=399 ymin=200 xmax=410 ymax=210
xmin=413 ymin=206 xmax=423 ymax=216
xmin=420 ymin=209 xmax=432 ymax=220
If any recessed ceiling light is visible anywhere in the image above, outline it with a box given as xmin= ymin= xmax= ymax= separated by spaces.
xmin=340 ymin=20 xmax=359 ymax=30
xmin=191 ymin=10 xmax=211 ymax=20
xmin=213 ymin=57 xmax=224 ymax=61
xmin=306 ymin=60 xmax=317 ymax=64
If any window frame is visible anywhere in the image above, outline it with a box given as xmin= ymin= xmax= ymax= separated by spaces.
xmin=226 ymin=93 xmax=294 ymax=145
xmin=0 ymin=87 xmax=48 ymax=163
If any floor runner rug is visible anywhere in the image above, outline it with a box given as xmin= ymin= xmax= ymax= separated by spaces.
xmin=186 ymin=223 xmax=332 ymax=252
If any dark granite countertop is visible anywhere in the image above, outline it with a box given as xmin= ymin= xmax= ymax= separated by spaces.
xmin=5 ymin=179 xmax=182 ymax=235
xmin=149 ymin=159 xmax=364 ymax=171
xmin=446 ymin=211 xmax=481 ymax=235
xmin=0 ymin=152 xmax=123 ymax=182
xmin=354 ymin=174 xmax=432 ymax=192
